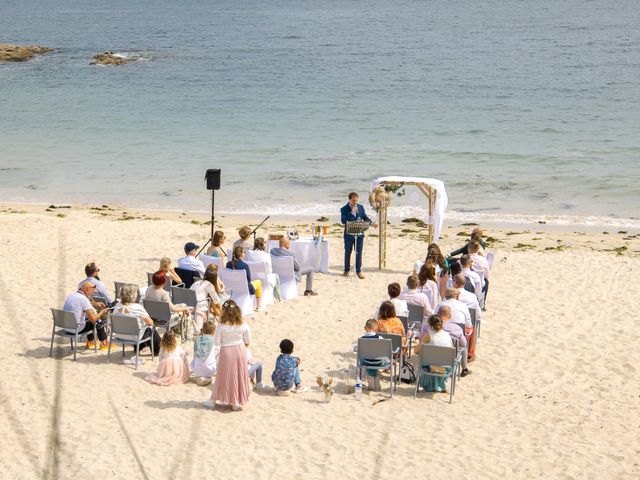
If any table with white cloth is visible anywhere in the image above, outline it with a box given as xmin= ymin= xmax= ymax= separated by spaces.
xmin=268 ymin=237 xmax=330 ymax=273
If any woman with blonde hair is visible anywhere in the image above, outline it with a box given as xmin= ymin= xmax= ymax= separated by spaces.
xmin=203 ymin=300 xmax=251 ymax=411
xmin=159 ymin=257 xmax=182 ymax=285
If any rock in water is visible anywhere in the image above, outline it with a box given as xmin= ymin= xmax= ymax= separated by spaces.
xmin=0 ymin=44 xmax=54 ymax=62
xmin=90 ymin=52 xmax=134 ymax=66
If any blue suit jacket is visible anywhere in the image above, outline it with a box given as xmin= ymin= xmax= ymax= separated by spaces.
xmin=340 ymin=203 xmax=372 ymax=237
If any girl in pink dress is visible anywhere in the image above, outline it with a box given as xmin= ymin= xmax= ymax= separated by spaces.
xmin=203 ymin=300 xmax=251 ymax=411
xmin=145 ymin=331 xmax=190 ymax=386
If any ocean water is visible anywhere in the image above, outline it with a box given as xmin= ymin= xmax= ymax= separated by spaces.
xmin=1 ymin=0 xmax=639 ymax=226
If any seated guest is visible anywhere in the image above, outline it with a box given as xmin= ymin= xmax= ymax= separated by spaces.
xmin=226 ymin=246 xmax=263 ymax=311
xmin=399 ymin=274 xmax=433 ymax=319
xmin=233 ymin=226 xmax=253 ymax=251
xmin=436 ymin=288 xmax=471 ymax=330
xmin=246 ymin=237 xmax=281 ymax=301
xmin=448 ymin=227 xmax=487 ymax=258
xmin=159 ymin=257 xmax=182 ymax=285
xmin=426 ymin=305 xmax=470 ymax=376
xmin=191 ymin=321 xmax=218 ymax=386
xmin=452 ymin=274 xmax=482 ymax=324
xmin=361 ymin=318 xmax=383 ymax=391
xmin=191 ymin=265 xmax=227 ymax=327
xmin=417 ymin=263 xmax=439 ymax=308
xmin=375 ymin=282 xmax=408 ymax=319
xmin=145 ymin=331 xmax=190 ymax=386
xmin=178 ymin=242 xmax=206 ymax=276
xmin=206 ymin=230 xmax=228 ymax=258
xmin=78 ymin=262 xmax=113 ymax=306
xmin=113 ymin=283 xmax=161 ymax=364
xmin=271 ymin=237 xmax=317 ymax=296
xmin=445 ymin=259 xmax=462 ymax=288
xmin=247 ymin=349 xmax=266 ymax=390
xmin=460 ymin=254 xmax=482 ymax=297
xmin=468 ymin=241 xmax=490 ymax=303
xmin=63 ymin=281 xmax=110 ymax=350
xmin=416 ymin=314 xmax=453 ymax=392
xmin=145 ymin=270 xmax=192 ymax=327
xmin=376 ymin=301 xmax=406 ymax=348
xmin=271 ymin=339 xmax=307 ymax=394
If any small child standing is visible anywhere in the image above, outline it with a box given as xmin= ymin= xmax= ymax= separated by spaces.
xmin=361 ymin=318 xmax=383 ymax=391
xmin=271 ymin=339 xmax=308 ymax=395
xmin=191 ymin=321 xmax=218 ymax=386
xmin=145 ymin=331 xmax=190 ymax=386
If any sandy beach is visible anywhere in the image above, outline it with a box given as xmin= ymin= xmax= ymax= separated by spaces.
xmin=1 ymin=202 xmax=639 ymax=479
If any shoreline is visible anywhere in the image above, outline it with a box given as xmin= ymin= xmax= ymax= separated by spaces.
xmin=2 ymin=201 xmax=640 ymax=235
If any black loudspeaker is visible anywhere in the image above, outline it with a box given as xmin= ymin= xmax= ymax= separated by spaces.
xmin=205 ymin=169 xmax=221 ymax=190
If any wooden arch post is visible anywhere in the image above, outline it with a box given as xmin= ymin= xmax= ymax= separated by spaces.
xmin=373 ymin=180 xmax=436 ymax=270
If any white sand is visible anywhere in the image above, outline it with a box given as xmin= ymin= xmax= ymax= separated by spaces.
xmin=0 ymin=203 xmax=639 ymax=479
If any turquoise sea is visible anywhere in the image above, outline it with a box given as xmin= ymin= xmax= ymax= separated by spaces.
xmin=1 ymin=0 xmax=639 ymax=226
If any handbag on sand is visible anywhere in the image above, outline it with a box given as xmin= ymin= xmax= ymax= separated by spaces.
xmin=400 ymin=361 xmax=416 ymax=384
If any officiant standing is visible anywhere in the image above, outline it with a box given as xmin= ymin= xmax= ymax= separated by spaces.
xmin=340 ymin=192 xmax=377 ymax=279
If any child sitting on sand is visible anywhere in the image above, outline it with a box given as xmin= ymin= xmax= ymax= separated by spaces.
xmin=145 ymin=331 xmax=190 ymax=386
xmin=191 ymin=321 xmax=218 ymax=386
xmin=271 ymin=339 xmax=308 ymax=395
xmin=247 ymin=349 xmax=266 ymax=390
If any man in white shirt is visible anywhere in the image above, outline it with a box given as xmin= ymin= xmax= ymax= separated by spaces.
xmin=468 ymin=241 xmax=490 ymax=305
xmin=399 ymin=275 xmax=433 ymax=319
xmin=452 ymin=274 xmax=482 ymax=323
xmin=436 ymin=288 xmax=471 ymax=329
xmin=460 ymin=255 xmax=482 ymax=296
xmin=178 ymin=242 xmax=206 ymax=276
xmin=62 ymin=281 xmax=110 ymax=350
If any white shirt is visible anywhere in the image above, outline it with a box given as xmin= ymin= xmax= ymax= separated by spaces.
xmin=470 ymin=253 xmax=490 ymax=280
xmin=245 ymin=249 xmax=273 ymax=274
xmin=213 ymin=323 xmax=251 ymax=348
xmin=426 ymin=328 xmax=454 ymax=348
xmin=62 ymin=291 xmax=94 ymax=332
xmin=190 ymin=279 xmax=223 ymax=312
xmin=399 ymin=289 xmax=433 ymax=318
xmin=373 ymin=297 xmax=408 ymax=319
xmin=436 ymin=298 xmax=471 ymax=328
xmin=462 ymin=268 xmax=482 ymax=295
xmin=457 ymin=287 xmax=482 ymax=321
xmin=417 ymin=280 xmax=438 ymax=308
xmin=177 ymin=254 xmax=205 ymax=276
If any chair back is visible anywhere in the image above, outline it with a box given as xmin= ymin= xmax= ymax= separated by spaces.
xmin=143 ymin=299 xmax=172 ymax=322
xmin=486 ymin=252 xmax=494 ymax=270
xmin=377 ymin=332 xmax=402 ymax=353
xmin=419 ymin=345 xmax=456 ymax=368
xmin=221 ymin=269 xmax=250 ymax=295
xmin=397 ymin=315 xmax=408 ymax=333
xmin=199 ymin=254 xmax=222 ymax=270
xmin=92 ymin=295 xmax=108 ymax=306
xmin=407 ymin=303 xmax=424 ymax=331
xmin=271 ymin=255 xmax=298 ymax=300
xmin=246 ymin=260 xmax=268 ymax=282
xmin=174 ymin=268 xmax=201 ymax=288
xmin=110 ymin=313 xmax=142 ymax=336
xmin=469 ymin=308 xmax=476 ymax=322
xmin=171 ymin=286 xmax=198 ymax=309
xmin=114 ymin=281 xmax=126 ymax=299
xmin=357 ymin=338 xmax=392 ymax=363
xmin=51 ymin=308 xmax=78 ymax=330
xmin=464 ymin=277 xmax=475 ymax=294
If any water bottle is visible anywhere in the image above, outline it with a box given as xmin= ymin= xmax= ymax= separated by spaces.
xmin=354 ymin=376 xmax=362 ymax=400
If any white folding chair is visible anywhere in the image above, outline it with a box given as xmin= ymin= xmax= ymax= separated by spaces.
xmin=199 ymin=254 xmax=222 ymax=271
xmin=271 ymin=255 xmax=298 ymax=300
xmin=486 ymin=252 xmax=494 ymax=270
xmin=220 ymin=268 xmax=255 ymax=317
xmin=49 ymin=308 xmax=98 ymax=361
xmin=246 ymin=260 xmax=274 ymax=307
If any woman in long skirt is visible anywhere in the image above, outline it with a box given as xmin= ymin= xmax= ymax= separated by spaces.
xmin=202 ymin=300 xmax=251 ymax=411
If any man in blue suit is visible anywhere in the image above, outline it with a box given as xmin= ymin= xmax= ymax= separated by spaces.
xmin=340 ymin=192 xmax=377 ymax=279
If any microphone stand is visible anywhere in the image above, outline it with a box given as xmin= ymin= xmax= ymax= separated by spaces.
xmin=251 ymin=216 xmax=270 ymax=242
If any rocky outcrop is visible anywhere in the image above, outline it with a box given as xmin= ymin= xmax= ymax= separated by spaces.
xmin=90 ymin=52 xmax=135 ymax=66
xmin=0 ymin=44 xmax=53 ymax=62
